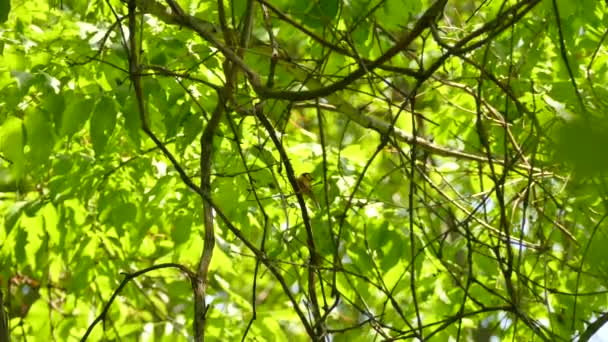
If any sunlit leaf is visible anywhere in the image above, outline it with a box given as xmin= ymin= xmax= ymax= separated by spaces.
xmin=24 ymin=109 xmax=54 ymax=166
xmin=90 ymin=95 xmax=117 ymax=156
xmin=0 ymin=116 xmax=25 ymax=178
xmin=60 ymin=96 xmax=95 ymax=139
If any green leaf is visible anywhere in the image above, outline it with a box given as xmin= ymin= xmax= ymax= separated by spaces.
xmin=4 ymin=200 xmax=26 ymax=233
xmin=0 ymin=116 xmax=25 ymax=178
xmin=23 ymin=198 xmax=45 ymax=217
xmin=41 ymin=92 xmax=65 ymax=131
xmin=171 ymin=212 xmax=192 ymax=247
xmin=0 ymin=166 xmax=32 ymax=192
xmin=381 ymin=0 xmax=420 ymax=31
xmin=122 ymin=96 xmax=142 ymax=148
xmin=250 ymin=144 xmax=278 ymax=167
xmin=60 ymin=96 xmax=95 ymax=139
xmin=68 ymin=255 xmax=94 ymax=295
xmin=379 ymin=228 xmax=405 ymax=273
xmin=115 ymin=202 xmax=138 ymax=227
xmin=214 ymin=177 xmax=240 ymax=218
xmin=14 ymin=223 xmax=27 ymax=262
xmin=318 ymin=0 xmax=339 ymax=23
xmin=24 ymin=110 xmax=54 ymax=166
xmin=0 ymin=0 xmax=10 ymax=24
xmin=179 ymin=111 xmax=201 ymax=151
xmin=90 ymin=96 xmax=117 ymax=156
xmin=300 ymin=0 xmax=339 ymax=28
xmin=555 ymin=117 xmax=608 ymax=175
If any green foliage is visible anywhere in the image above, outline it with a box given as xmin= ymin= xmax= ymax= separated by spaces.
xmin=0 ymin=0 xmax=9 ymax=24
xmin=556 ymin=116 xmax=608 ymax=175
xmin=1 ymin=0 xmax=608 ymax=341
xmin=89 ymin=96 xmax=117 ymax=156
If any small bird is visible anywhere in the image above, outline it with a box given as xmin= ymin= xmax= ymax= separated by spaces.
xmin=296 ymin=172 xmax=320 ymax=208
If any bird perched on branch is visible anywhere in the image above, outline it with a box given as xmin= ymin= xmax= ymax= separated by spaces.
xmin=296 ymin=172 xmax=319 ymax=209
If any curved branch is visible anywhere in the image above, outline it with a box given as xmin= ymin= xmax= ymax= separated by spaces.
xmin=81 ymin=263 xmax=196 ymax=341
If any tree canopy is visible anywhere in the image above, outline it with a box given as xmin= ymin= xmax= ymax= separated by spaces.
xmin=1 ymin=0 xmax=608 ymax=341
